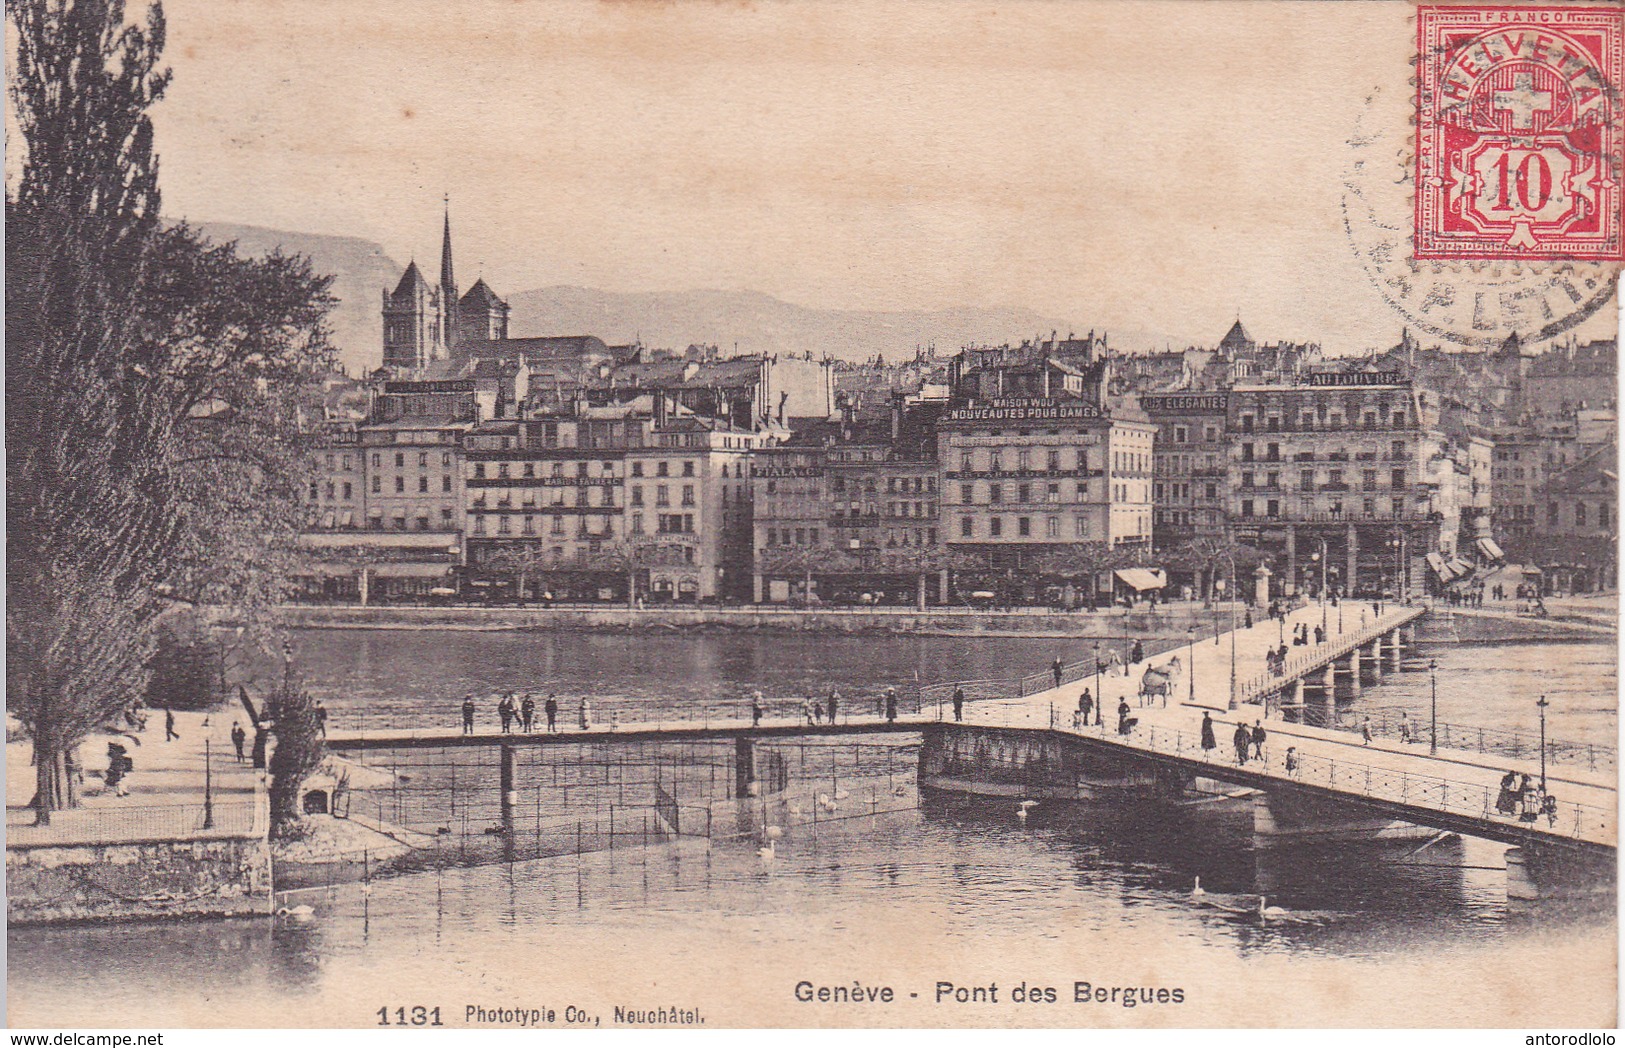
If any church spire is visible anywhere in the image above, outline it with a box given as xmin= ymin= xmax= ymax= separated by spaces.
xmin=439 ymin=195 xmax=456 ymax=297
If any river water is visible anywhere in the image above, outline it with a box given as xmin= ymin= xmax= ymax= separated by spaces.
xmin=7 ymin=629 xmax=1617 ymax=1028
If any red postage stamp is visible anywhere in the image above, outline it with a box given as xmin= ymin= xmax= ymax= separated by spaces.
xmin=1416 ymin=4 xmax=1624 ymax=260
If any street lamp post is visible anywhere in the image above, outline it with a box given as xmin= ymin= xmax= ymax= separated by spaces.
xmin=203 ymin=738 xmax=215 ymax=830
xmin=1215 ymin=552 xmax=1238 ymax=709
xmin=1186 ymin=624 xmax=1195 ymax=704
xmin=1093 ymin=641 xmax=1103 ymax=727
xmin=1428 ymin=658 xmax=1438 ymax=755
xmin=1315 ymin=538 xmax=1329 ymax=634
xmin=1537 ymin=694 xmax=1549 ymax=794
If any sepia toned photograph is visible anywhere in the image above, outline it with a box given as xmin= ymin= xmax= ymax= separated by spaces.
xmin=6 ymin=0 xmax=1620 ymax=1032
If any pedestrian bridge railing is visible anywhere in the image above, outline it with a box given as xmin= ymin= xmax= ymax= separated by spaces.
xmin=1238 ymin=605 xmax=1427 ymax=703
xmin=954 ymin=699 xmax=1613 ymax=849
xmin=1300 ymin=704 xmax=1616 ymax=773
xmin=5 ymin=799 xmax=262 ymax=848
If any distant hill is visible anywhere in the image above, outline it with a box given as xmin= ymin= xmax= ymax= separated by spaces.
xmin=182 ymin=220 xmax=1188 ymax=369
xmin=189 ymin=221 xmax=401 ymax=376
xmin=507 ymin=285 xmax=1168 ymax=363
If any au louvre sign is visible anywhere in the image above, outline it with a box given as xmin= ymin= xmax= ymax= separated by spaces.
xmin=1306 ymin=370 xmax=1407 ymax=387
xmin=943 ymin=397 xmax=1103 ymax=423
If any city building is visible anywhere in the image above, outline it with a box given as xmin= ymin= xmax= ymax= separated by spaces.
xmin=1222 ymin=365 xmax=1475 ymax=599
xmin=1141 ymin=392 xmax=1230 ymax=552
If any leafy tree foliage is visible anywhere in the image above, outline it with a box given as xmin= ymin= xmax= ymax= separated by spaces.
xmin=6 ymin=0 xmax=335 ymax=820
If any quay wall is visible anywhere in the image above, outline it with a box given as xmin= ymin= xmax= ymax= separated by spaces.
xmin=272 ymin=602 xmax=1255 ymax=639
xmin=6 ymin=834 xmax=273 ymax=926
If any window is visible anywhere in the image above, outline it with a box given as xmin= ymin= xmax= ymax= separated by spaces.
xmin=1362 ymin=498 xmax=1375 ymax=517
xmin=1017 ymin=450 xmax=1030 ymax=471
xmin=577 ymin=462 xmax=589 ymax=477
xmin=1046 ymin=516 xmax=1060 ymax=538
xmin=394 ymin=476 xmax=405 ymax=493
xmin=1017 ymin=517 xmax=1031 ymax=536
xmin=1241 ymin=443 xmax=1254 ymax=462
xmin=990 ymin=452 xmax=1003 ymax=473
xmin=371 ymin=476 xmax=381 ymax=494
xmin=418 ymin=452 xmax=428 ymax=468
xmin=442 ymin=452 xmax=452 ymax=468
xmin=324 ymin=482 xmax=335 ymax=500
xmin=497 ymin=515 xmax=511 ymax=535
xmin=443 ymin=476 xmax=453 ymax=493
xmin=681 ymin=484 xmax=695 ymax=507
xmin=1602 ymin=502 xmax=1612 ymax=528
xmin=631 ymin=486 xmax=644 ymax=507
xmin=656 ymin=485 xmax=670 ymax=507
xmin=1265 ymin=472 xmax=1279 ymax=489
xmin=1075 ymin=516 xmax=1089 ymax=538
xmin=989 ymin=483 xmax=1002 ymax=504
xmin=1391 ymin=469 xmax=1405 ymax=488
xmin=1576 ymin=502 xmax=1587 ymax=527
xmin=1241 ymin=472 xmax=1254 ymax=489
xmin=474 ymin=463 xmax=487 ymax=479
xmin=657 ymin=461 xmax=669 ymax=477
xmin=1047 ymin=449 xmax=1061 ymax=471
xmin=1392 ymin=410 xmax=1405 ymax=427
xmin=342 ymin=482 xmax=353 ymax=500
xmin=1076 ymin=482 xmax=1089 ymax=499
xmin=683 ymin=461 xmax=695 ymax=477
xmin=961 ymin=453 xmax=974 ymax=472
xmin=1047 ymin=483 xmax=1060 ymax=503
xmin=576 ymin=488 xmax=590 ymax=507
xmin=990 ymin=517 xmax=1003 ymax=537
xmin=960 ymin=516 xmax=974 ymax=538
xmin=1301 ymin=470 xmax=1315 ymax=491
xmin=418 ymin=476 xmax=429 ymax=493
xmin=472 ymin=516 xmax=485 ymax=536
xmin=1391 ymin=497 xmax=1404 ymax=516
xmin=1241 ymin=500 xmax=1254 ymax=518
xmin=1363 ymin=469 xmax=1377 ymax=490
xmin=961 ymin=483 xmax=974 ymax=504
xmin=395 ymin=452 xmax=405 ymax=468
xmin=1174 ymin=426 xmax=1187 ymax=443
xmin=498 ymin=463 xmax=510 ymax=479
xmin=1017 ymin=483 xmax=1030 ymax=503
xmin=1267 ymin=499 xmax=1279 ymax=518
xmin=522 ymin=515 xmax=536 ymax=535
xmin=631 ymin=461 xmax=644 ymax=477
xmin=633 ymin=513 xmax=646 ymax=536
xmin=523 ymin=463 xmax=535 ymax=478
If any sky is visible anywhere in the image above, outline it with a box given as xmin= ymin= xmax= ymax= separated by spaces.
xmin=24 ymin=0 xmax=1625 ymax=353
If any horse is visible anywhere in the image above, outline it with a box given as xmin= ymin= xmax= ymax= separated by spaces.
xmin=1139 ymin=666 xmax=1173 ymax=706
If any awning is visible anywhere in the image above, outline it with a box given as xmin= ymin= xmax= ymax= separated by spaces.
xmin=320 ymin=512 xmax=336 ymax=529
xmin=340 ymin=511 xmax=354 ymax=528
xmin=370 ymin=563 xmax=454 ymax=579
xmin=1477 ymin=537 xmax=1505 ymax=562
xmin=1426 ymin=552 xmax=1454 ymax=580
xmin=1447 ymin=557 xmax=1472 ymax=580
xmin=1114 ymin=568 xmax=1167 ymax=591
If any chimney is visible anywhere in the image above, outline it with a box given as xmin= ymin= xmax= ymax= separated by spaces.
xmin=890 ymin=391 xmax=904 ymax=441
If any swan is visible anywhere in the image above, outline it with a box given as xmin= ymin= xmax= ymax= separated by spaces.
xmin=833 ymin=788 xmax=851 ymax=801
xmin=1258 ymin=897 xmax=1289 ymax=921
xmin=276 ymin=904 xmax=315 ymax=918
xmin=756 ymin=840 xmax=776 ymax=861
xmin=1017 ymin=799 xmax=1038 ymax=824
xmin=1191 ymin=876 xmax=1206 ymax=897
xmin=765 ymin=825 xmax=783 ymax=840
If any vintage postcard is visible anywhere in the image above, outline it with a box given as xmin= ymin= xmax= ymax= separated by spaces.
xmin=6 ymin=0 xmax=1620 ymax=1033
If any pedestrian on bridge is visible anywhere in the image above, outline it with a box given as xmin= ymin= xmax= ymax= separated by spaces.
xmin=521 ymin=694 xmax=536 ymax=733
xmin=1233 ymin=722 xmax=1251 ymax=765
xmin=1284 ymin=746 xmax=1299 ymax=776
xmin=461 ymin=695 xmax=476 ymax=734
xmin=1250 ymin=721 xmax=1266 ymax=762
xmin=164 ymin=708 xmax=180 ymax=742
xmin=1052 ymin=658 xmax=1064 ymax=688
xmin=751 ymin=691 xmax=764 ymax=727
xmin=231 ymin=721 xmax=247 ymax=762
xmin=1360 ymin=715 xmax=1372 ymax=745
xmin=1079 ymin=689 xmax=1094 ymax=728
xmin=1130 ymin=639 xmax=1144 ymax=665
xmin=953 ymin=686 xmax=965 ymax=722
xmin=1314 ymin=624 xmax=1325 ymax=644
xmin=1200 ymin=711 xmax=1216 ymax=755
xmin=1117 ymin=699 xmax=1136 ymax=736
xmin=1244 ymin=609 xmax=1253 ymax=630
xmin=1398 ymin=711 xmax=1411 ymax=745
xmin=545 ymin=694 xmax=559 ymax=732
xmin=885 ymin=689 xmax=898 ymax=723
xmin=828 ymin=689 xmax=840 ymax=724
xmin=804 ymin=697 xmax=817 ymax=726
xmin=579 ymin=697 xmax=592 ymax=730
xmin=498 ymin=694 xmax=514 ymax=734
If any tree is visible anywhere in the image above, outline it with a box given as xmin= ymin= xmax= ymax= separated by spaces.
xmin=874 ymin=545 xmax=947 ymax=611
xmin=7 ymin=0 xmax=335 ymax=821
xmin=759 ymin=545 xmax=853 ymax=602
xmin=1165 ymin=537 xmax=1266 ymax=603
xmin=479 ymin=544 xmax=560 ymax=603
xmin=262 ymin=679 xmax=325 ymax=834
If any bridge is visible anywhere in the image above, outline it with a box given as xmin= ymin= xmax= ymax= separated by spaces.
xmin=326 ymin=599 xmax=1615 ymax=900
